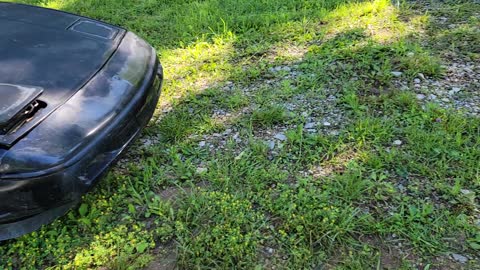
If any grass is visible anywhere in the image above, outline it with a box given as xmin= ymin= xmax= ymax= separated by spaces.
xmin=1 ymin=0 xmax=479 ymax=269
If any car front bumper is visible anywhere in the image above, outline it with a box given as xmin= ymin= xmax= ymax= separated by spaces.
xmin=0 ymin=33 xmax=163 ymax=241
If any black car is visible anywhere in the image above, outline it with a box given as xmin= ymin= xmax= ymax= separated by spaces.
xmin=0 ymin=3 xmax=163 ymax=240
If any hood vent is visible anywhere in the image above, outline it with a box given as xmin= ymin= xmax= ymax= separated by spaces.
xmin=0 ymin=84 xmax=45 ymax=135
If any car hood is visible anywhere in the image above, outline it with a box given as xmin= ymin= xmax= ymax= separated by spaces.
xmin=0 ymin=3 xmax=125 ymax=147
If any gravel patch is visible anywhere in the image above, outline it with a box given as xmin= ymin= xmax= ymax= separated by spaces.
xmin=394 ymin=61 xmax=480 ymax=116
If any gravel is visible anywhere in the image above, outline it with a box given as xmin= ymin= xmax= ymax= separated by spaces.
xmin=394 ymin=60 xmax=480 ymax=117
xmin=304 ymin=122 xmax=316 ymax=129
xmin=391 ymin=71 xmax=403 ymax=77
xmin=392 ymin=140 xmax=403 ymax=146
xmin=274 ymin=133 xmax=287 ymax=141
xmin=267 ymin=140 xmax=276 ymax=150
xmin=451 ymin=253 xmax=469 ymax=264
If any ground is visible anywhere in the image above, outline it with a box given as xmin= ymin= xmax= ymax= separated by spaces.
xmin=1 ymin=0 xmax=479 ymax=269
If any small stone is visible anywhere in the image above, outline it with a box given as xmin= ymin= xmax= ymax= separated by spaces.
xmin=196 ymin=167 xmax=208 ymax=174
xmin=391 ymin=71 xmax=403 ymax=77
xmin=448 ymin=87 xmax=461 ymax=95
xmin=460 ymin=189 xmax=473 ymax=195
xmin=304 ymin=122 xmax=316 ymax=129
xmin=329 ymin=130 xmax=340 ymax=136
xmin=416 ymin=94 xmax=426 ymax=100
xmin=267 ymin=140 xmax=275 ymax=150
xmin=266 ymin=247 xmax=275 ymax=255
xmin=414 ymin=78 xmax=421 ymax=84
xmin=301 ymin=111 xmax=309 ymax=117
xmin=451 ymin=253 xmax=468 ymax=264
xmin=418 ymin=73 xmax=426 ymax=80
xmin=323 ymin=121 xmax=331 ymax=127
xmin=274 ymin=133 xmax=287 ymax=141
xmin=429 ymin=94 xmax=437 ymax=100
xmin=441 ymin=98 xmax=450 ymax=102
xmin=142 ymin=139 xmax=153 ymax=147
xmin=407 ymin=52 xmax=415 ymax=57
xmin=223 ymin=129 xmax=233 ymax=135
xmin=393 ymin=140 xmax=403 ymax=146
xmin=199 ymin=141 xmax=206 ymax=147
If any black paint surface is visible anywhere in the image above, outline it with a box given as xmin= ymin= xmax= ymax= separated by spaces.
xmin=0 ymin=3 xmax=163 ymax=240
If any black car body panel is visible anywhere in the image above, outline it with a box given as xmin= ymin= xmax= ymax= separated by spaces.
xmin=0 ymin=3 xmax=163 ymax=240
xmin=0 ymin=3 xmax=126 ymax=147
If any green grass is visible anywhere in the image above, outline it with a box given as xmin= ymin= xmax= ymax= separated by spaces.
xmin=1 ymin=0 xmax=479 ymax=269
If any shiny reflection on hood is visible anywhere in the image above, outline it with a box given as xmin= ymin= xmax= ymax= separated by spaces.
xmin=0 ymin=32 xmax=155 ymax=175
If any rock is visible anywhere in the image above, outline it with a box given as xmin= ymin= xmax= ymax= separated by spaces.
xmin=460 ymin=189 xmax=473 ymax=195
xmin=391 ymin=71 xmax=403 ymax=77
xmin=304 ymin=122 xmax=316 ymax=129
xmin=196 ymin=167 xmax=208 ymax=174
xmin=274 ymin=133 xmax=287 ymax=141
xmin=407 ymin=52 xmax=415 ymax=57
xmin=142 ymin=139 xmax=153 ymax=147
xmin=329 ymin=130 xmax=340 ymax=136
xmin=441 ymin=98 xmax=450 ymax=102
xmin=451 ymin=253 xmax=468 ymax=263
xmin=266 ymin=247 xmax=275 ymax=255
xmin=414 ymin=78 xmax=421 ymax=84
xmin=393 ymin=140 xmax=403 ymax=146
xmin=418 ymin=73 xmax=426 ymax=80
xmin=267 ymin=140 xmax=275 ymax=150
xmin=323 ymin=121 xmax=332 ymax=127
xmin=416 ymin=94 xmax=426 ymax=100
xmin=448 ymin=87 xmax=461 ymax=95
xmin=199 ymin=141 xmax=206 ymax=147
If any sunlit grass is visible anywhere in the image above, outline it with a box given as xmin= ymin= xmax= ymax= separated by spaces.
xmin=324 ymin=0 xmax=427 ymax=43
xmin=161 ymin=33 xmax=236 ymax=103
